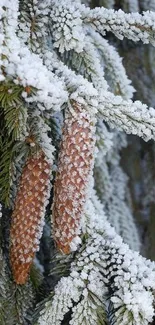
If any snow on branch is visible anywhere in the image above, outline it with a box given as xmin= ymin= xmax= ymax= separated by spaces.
xmin=50 ymin=1 xmax=155 ymax=48
xmin=5 ymin=46 xmax=68 ymax=112
xmin=66 ymin=34 xmax=109 ymax=93
xmin=18 ymin=0 xmax=51 ymax=53
xmin=46 ymin=51 xmax=155 ymax=142
xmin=90 ymin=31 xmax=135 ymax=99
xmin=44 ymin=51 xmax=98 ymax=114
xmin=98 ymin=92 xmax=155 ymax=141
xmin=82 ymin=7 xmax=155 ymax=45
xmin=94 ymin=128 xmax=141 ymax=252
xmin=37 ymin=200 xmax=155 ymax=325
xmin=50 ymin=0 xmax=85 ymax=53
xmin=0 ymin=1 xmax=68 ymax=113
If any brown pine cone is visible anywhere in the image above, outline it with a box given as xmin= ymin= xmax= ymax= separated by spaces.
xmin=52 ymin=102 xmax=96 ymax=254
xmin=10 ymin=151 xmax=51 ymax=284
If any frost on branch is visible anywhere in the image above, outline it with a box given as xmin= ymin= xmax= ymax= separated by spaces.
xmin=94 ymin=126 xmax=140 ymax=251
xmin=63 ymin=34 xmax=108 ymax=93
xmin=1 ymin=0 xmax=155 ymax=323
xmin=98 ymin=92 xmax=155 ymax=141
xmin=82 ymin=7 xmax=155 ymax=45
xmin=91 ymin=31 xmax=135 ymax=99
xmin=5 ymin=46 xmax=67 ymax=113
xmin=50 ymin=0 xmax=85 ymax=53
xmin=38 ymin=200 xmax=155 ymax=325
xmin=44 ymin=51 xmax=98 ymax=114
xmin=27 ymin=111 xmax=56 ymax=164
xmin=105 ymin=162 xmax=141 ymax=251
xmin=0 ymin=247 xmax=35 ymax=324
xmin=108 ymin=164 xmax=140 ymax=251
xmin=18 ymin=0 xmax=51 ymax=53
xmin=0 ymin=1 xmax=67 ymax=113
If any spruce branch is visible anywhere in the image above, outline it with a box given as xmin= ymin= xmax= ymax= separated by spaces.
xmin=18 ymin=0 xmax=50 ymax=53
xmin=94 ymin=129 xmax=141 ymax=252
xmin=0 ymin=1 xmax=155 ymax=324
xmin=70 ymin=290 xmax=108 ymax=325
xmin=38 ymin=196 xmax=155 ymax=324
xmin=0 ymin=247 xmax=35 ymax=325
xmin=82 ymin=7 xmax=155 ymax=45
xmin=0 ymin=81 xmax=28 ymax=206
xmin=44 ymin=51 xmax=98 ymax=115
xmin=61 ymin=35 xmax=108 ymax=93
xmin=50 ymin=0 xmax=85 ymax=53
xmin=0 ymin=81 xmax=28 ymax=140
xmin=98 ymin=92 xmax=155 ymax=141
xmin=90 ymin=31 xmax=135 ymax=99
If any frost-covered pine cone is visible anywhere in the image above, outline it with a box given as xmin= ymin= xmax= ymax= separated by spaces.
xmin=10 ymin=151 xmax=51 ymax=284
xmin=52 ymin=101 xmax=96 ymax=254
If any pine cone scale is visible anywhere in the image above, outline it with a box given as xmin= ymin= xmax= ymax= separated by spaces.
xmin=52 ymin=103 xmax=96 ymax=254
xmin=10 ymin=152 xmax=51 ymax=284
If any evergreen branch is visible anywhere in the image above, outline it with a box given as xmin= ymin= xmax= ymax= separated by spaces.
xmin=45 ymin=51 xmax=98 ymax=115
xmin=1 ymin=1 xmax=155 ymax=324
xmin=90 ymin=31 xmax=135 ymax=99
xmin=0 ymin=248 xmax=35 ymax=325
xmin=70 ymin=290 xmax=108 ymax=325
xmin=0 ymin=81 xmax=28 ymax=206
xmin=30 ymin=262 xmax=44 ymax=291
xmin=49 ymin=252 xmax=73 ymax=278
xmin=0 ymin=139 xmax=16 ymax=206
xmin=98 ymin=92 xmax=155 ymax=141
xmin=18 ymin=0 xmax=50 ymax=53
xmin=82 ymin=7 xmax=155 ymax=45
xmin=50 ymin=0 xmax=85 ymax=53
xmin=61 ymin=35 xmax=108 ymax=93
xmin=0 ymin=80 xmax=28 ymax=141
xmin=27 ymin=111 xmax=56 ymax=164
xmin=94 ymin=129 xmax=141 ymax=251
xmin=33 ymin=293 xmax=55 ymax=324
xmin=38 ymin=199 xmax=155 ymax=324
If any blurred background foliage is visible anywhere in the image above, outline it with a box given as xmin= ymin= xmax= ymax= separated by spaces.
xmin=89 ymin=0 xmax=155 ymax=261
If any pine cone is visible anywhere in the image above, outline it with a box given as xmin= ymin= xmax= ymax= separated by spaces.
xmin=10 ymin=151 xmax=51 ymax=284
xmin=52 ymin=102 xmax=96 ymax=254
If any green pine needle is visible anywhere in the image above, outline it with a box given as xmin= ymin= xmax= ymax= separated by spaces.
xmin=0 ymin=80 xmax=28 ymax=206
